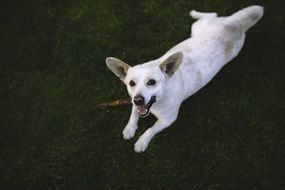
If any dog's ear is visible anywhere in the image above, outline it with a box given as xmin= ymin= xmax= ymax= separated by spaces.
xmin=159 ymin=52 xmax=183 ymax=77
xmin=106 ymin=57 xmax=130 ymax=81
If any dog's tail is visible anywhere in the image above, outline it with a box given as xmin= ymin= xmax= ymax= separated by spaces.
xmin=189 ymin=10 xmax=217 ymax=20
xmin=226 ymin=5 xmax=264 ymax=31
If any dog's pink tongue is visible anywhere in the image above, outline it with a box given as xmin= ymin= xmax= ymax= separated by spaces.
xmin=137 ymin=106 xmax=147 ymax=115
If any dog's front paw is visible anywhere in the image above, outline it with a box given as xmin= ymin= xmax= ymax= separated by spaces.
xmin=134 ymin=137 xmax=150 ymax=153
xmin=122 ymin=126 xmax=136 ymax=140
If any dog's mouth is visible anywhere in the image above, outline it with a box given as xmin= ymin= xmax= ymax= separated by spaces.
xmin=136 ymin=96 xmax=156 ymax=118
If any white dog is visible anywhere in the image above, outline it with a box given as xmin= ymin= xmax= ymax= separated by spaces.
xmin=106 ymin=5 xmax=263 ymax=152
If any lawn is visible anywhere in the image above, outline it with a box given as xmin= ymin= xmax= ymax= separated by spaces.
xmin=0 ymin=0 xmax=284 ymax=189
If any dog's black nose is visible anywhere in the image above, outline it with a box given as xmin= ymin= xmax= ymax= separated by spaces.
xmin=133 ymin=94 xmax=145 ymax=105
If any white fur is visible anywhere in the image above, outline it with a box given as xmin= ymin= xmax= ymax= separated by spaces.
xmin=106 ymin=5 xmax=263 ymax=152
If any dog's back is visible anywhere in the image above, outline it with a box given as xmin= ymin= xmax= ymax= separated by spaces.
xmin=162 ymin=5 xmax=264 ymax=98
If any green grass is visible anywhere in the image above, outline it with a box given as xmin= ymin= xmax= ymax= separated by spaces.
xmin=1 ymin=0 xmax=284 ymax=189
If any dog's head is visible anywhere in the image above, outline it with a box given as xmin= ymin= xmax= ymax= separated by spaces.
xmin=106 ymin=52 xmax=183 ymax=117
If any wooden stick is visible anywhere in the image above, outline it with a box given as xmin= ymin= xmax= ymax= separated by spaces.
xmin=98 ymin=99 xmax=130 ymax=108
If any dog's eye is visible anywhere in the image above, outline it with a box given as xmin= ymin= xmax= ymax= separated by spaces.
xmin=147 ymin=79 xmax=156 ymax=86
xmin=129 ymin=80 xmax=136 ymax=87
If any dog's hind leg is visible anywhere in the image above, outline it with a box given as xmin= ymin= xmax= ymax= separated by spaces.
xmin=225 ymin=5 xmax=264 ymax=31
